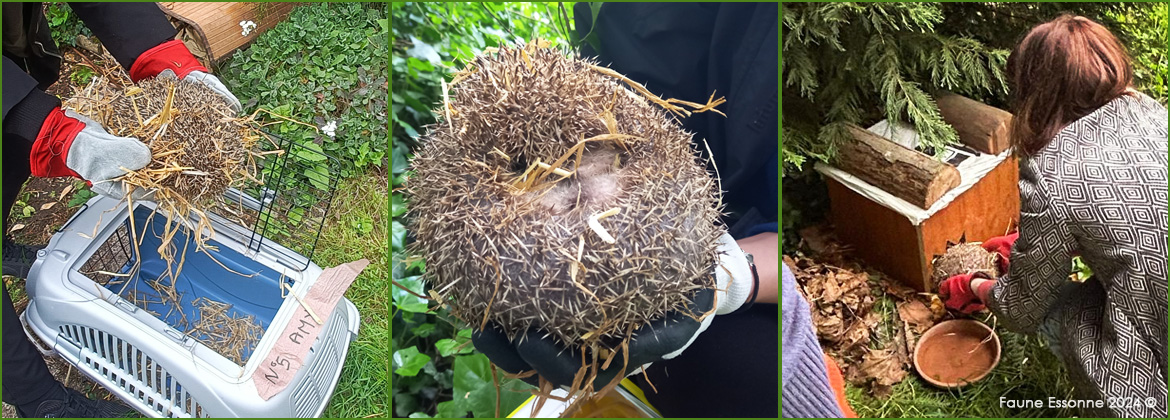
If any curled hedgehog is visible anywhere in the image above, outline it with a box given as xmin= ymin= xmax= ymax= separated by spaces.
xmin=407 ymin=42 xmax=727 ymax=347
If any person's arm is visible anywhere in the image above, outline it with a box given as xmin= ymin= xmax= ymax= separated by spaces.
xmin=67 ymin=2 xmax=176 ymax=71
xmin=985 ymin=158 xmax=1076 ymax=333
xmin=4 ymin=61 xmax=150 ymax=198
xmin=781 ymin=263 xmax=844 ymax=418
xmin=738 ymin=231 xmax=778 ymax=304
xmin=69 ymin=3 xmax=240 ymax=111
xmin=3 ymin=57 xmax=60 ymax=143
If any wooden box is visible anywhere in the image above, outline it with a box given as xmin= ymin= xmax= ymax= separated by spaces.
xmin=159 ymin=2 xmax=301 ymax=68
xmin=827 ymin=158 xmax=1019 ymax=292
xmin=824 ymin=95 xmax=1018 ymax=291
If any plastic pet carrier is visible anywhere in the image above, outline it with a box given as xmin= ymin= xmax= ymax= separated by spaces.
xmin=20 ymin=134 xmax=360 ymax=418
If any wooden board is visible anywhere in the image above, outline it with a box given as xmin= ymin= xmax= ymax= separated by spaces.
xmin=828 ymin=158 xmax=1021 ymax=291
xmin=827 ymin=179 xmax=928 ymax=288
xmin=159 ymin=2 xmax=300 ymax=66
xmin=920 ymin=156 xmax=1020 ymax=289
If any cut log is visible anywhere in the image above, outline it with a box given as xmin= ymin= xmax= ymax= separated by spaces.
xmin=836 ymin=125 xmax=961 ymax=209
xmin=936 ymin=93 xmax=1013 ymax=155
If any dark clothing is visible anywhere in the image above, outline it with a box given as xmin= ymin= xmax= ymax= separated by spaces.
xmin=577 ymin=3 xmax=779 ymax=417
xmin=2 ymin=2 xmax=175 ymax=411
xmin=3 ymin=2 xmax=176 ymax=143
xmin=575 ymin=2 xmax=779 ymax=236
xmin=634 ymin=303 xmax=777 ymax=418
xmin=3 ymin=287 xmax=56 ymax=408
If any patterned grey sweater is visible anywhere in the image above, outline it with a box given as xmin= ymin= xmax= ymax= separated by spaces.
xmin=987 ymin=92 xmax=1168 ymax=418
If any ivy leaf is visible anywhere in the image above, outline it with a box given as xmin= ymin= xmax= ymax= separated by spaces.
xmin=391 ymin=220 xmax=408 ymax=251
xmin=452 ymin=354 xmax=533 ymax=418
xmin=304 ymin=164 xmax=332 ymax=190
xmin=295 ymin=141 xmax=329 ymax=162
xmin=407 ymin=35 xmax=442 ymax=65
xmin=393 ymin=346 xmax=431 ymax=377
xmin=393 ymin=275 xmax=429 ymax=313
xmin=391 ymin=193 xmax=407 ymax=217
xmin=435 ymin=329 xmax=475 ymax=357
xmin=411 ymin=322 xmax=437 ymax=338
xmin=435 ymin=400 xmax=464 ymax=418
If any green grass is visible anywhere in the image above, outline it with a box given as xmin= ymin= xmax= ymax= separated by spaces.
xmin=316 ymin=171 xmax=390 ymax=417
xmin=846 ymin=296 xmax=1078 ymax=418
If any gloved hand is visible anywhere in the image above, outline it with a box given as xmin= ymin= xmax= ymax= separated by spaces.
xmin=938 ymin=272 xmax=993 ymax=315
xmin=129 ymin=40 xmax=242 ymax=113
xmin=472 ymin=289 xmax=715 ymax=389
xmin=470 ymin=232 xmax=757 ymax=389
xmin=981 ymin=232 xmax=1019 ymax=273
xmin=30 ymin=108 xmax=151 ymax=199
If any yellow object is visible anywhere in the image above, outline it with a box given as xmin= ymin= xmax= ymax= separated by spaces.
xmin=507 ymin=379 xmax=661 ymax=418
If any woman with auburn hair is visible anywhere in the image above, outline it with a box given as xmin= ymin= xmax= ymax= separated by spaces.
xmin=939 ymin=15 xmax=1168 ymax=417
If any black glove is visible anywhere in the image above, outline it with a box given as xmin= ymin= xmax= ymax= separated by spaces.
xmin=471 ymin=288 xmax=715 ymax=389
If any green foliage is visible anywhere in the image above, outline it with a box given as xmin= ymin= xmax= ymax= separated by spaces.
xmin=391 ymin=2 xmax=575 ymax=417
xmin=221 ymin=3 xmax=387 ymax=178
xmin=1107 ymin=4 xmax=1168 ymax=104
xmin=67 ymin=185 xmax=97 ymax=208
xmin=782 ymin=2 xmax=1009 ymax=173
xmin=1071 ymin=255 xmax=1094 ymax=282
xmin=782 ymin=2 xmax=1168 ymax=175
xmin=394 ymin=346 xmax=431 ymax=376
xmin=44 ymin=3 xmax=90 ymax=47
xmin=70 ymin=65 xmax=94 ymax=86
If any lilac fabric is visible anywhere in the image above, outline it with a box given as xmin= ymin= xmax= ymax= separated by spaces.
xmin=782 ymin=263 xmax=843 ymax=418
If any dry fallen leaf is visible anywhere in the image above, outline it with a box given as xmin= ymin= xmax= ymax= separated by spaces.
xmin=898 ymin=301 xmax=933 ymax=327
xmin=860 ymin=348 xmax=907 ymax=387
xmin=9 ymin=224 xmax=25 ymax=232
xmin=789 ymin=251 xmax=917 ymax=398
xmin=821 ymin=275 xmax=843 ymax=303
xmin=40 ymin=202 xmax=56 ymax=210
xmin=842 ymin=318 xmax=874 ymax=348
xmin=60 ymin=184 xmax=74 ymax=199
xmin=882 ymin=279 xmax=917 ymax=300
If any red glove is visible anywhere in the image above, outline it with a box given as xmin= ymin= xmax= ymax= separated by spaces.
xmin=30 ymin=108 xmax=151 ymax=198
xmin=981 ymin=232 xmax=1019 ymax=273
xmin=128 ymin=40 xmax=207 ymax=82
xmin=128 ymin=40 xmax=241 ymax=112
xmin=939 ymin=273 xmax=994 ymax=315
xmin=30 ymin=108 xmax=86 ymax=178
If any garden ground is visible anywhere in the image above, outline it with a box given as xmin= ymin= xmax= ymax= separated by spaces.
xmin=4 ymin=3 xmax=388 ymax=417
xmin=787 ymin=225 xmax=1079 ymax=418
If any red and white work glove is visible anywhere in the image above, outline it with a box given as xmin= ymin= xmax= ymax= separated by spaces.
xmin=31 ymin=108 xmax=151 ymax=199
xmin=31 ymin=40 xmax=244 ymax=200
xmin=129 ymin=40 xmax=241 ymax=113
xmin=939 ymin=232 xmax=1019 ymax=314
